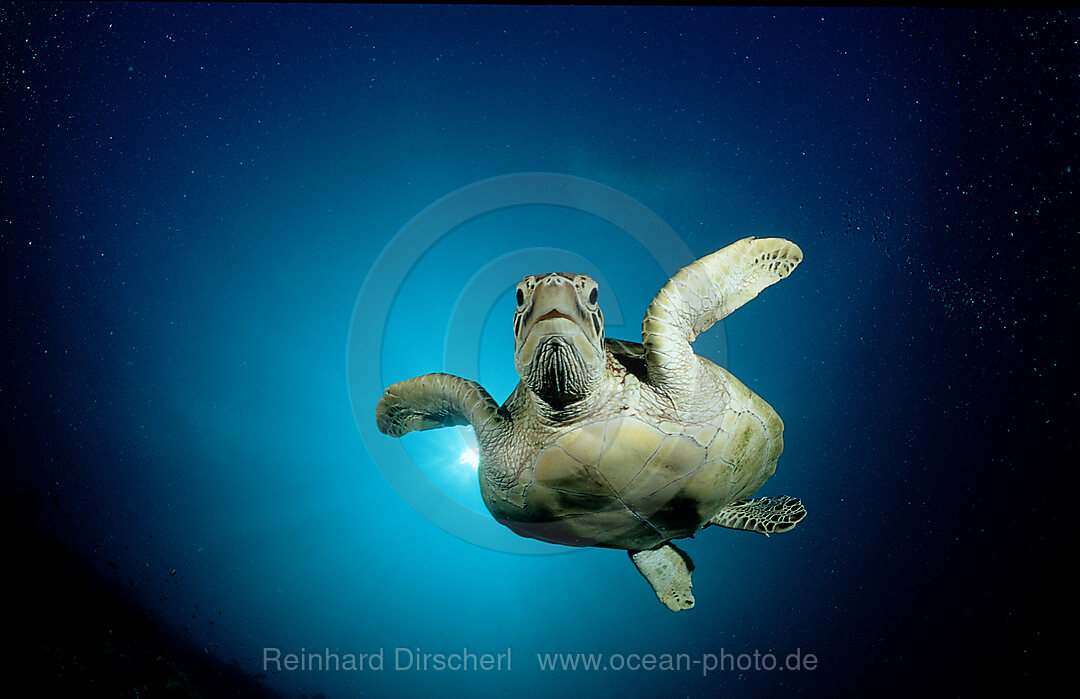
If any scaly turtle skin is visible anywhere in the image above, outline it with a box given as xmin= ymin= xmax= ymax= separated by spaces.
xmin=376 ymin=237 xmax=807 ymax=611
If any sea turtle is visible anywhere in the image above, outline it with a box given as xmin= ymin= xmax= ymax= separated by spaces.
xmin=375 ymin=237 xmax=807 ymax=611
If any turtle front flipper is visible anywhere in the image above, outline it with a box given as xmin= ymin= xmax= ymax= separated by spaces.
xmin=709 ymin=495 xmax=806 ymax=536
xmin=630 ymin=543 xmax=695 ymax=612
xmin=642 ymin=237 xmax=801 ymax=393
xmin=376 ymin=372 xmax=504 ymax=439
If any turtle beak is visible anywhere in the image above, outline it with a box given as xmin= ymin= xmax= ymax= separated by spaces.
xmin=514 ymin=273 xmax=605 ymax=407
xmin=523 ymin=276 xmax=591 ymax=339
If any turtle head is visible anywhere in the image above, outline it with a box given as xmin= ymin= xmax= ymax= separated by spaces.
xmin=513 ymin=272 xmax=606 ymax=411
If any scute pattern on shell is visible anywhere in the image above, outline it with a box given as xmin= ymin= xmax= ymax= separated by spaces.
xmin=489 ymin=399 xmax=780 ymax=550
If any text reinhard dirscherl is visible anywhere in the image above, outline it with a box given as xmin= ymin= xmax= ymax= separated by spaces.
xmin=263 ymin=647 xmax=819 ymax=676
xmin=263 ymin=647 xmax=512 ymax=673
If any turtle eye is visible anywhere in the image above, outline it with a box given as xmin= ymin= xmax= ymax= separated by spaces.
xmin=516 ymin=288 xmax=525 ymax=307
xmin=588 ymin=287 xmax=598 ymax=305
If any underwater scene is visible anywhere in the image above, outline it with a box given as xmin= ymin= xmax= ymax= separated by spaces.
xmin=2 ymin=5 xmax=1069 ymax=698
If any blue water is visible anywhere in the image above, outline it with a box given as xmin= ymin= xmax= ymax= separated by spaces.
xmin=3 ymin=5 xmax=1068 ymax=697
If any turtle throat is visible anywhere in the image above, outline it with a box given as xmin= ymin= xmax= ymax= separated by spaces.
xmin=525 ymin=336 xmax=597 ymax=412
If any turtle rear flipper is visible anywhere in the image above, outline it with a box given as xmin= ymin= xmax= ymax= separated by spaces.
xmin=376 ymin=373 xmax=504 ymax=439
xmin=710 ymin=495 xmax=806 ymax=536
xmin=630 ymin=543 xmax=695 ymax=612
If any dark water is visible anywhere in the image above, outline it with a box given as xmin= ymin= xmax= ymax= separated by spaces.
xmin=2 ymin=5 xmax=1069 ymax=697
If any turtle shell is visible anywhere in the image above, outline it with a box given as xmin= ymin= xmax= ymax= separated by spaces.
xmin=485 ymin=394 xmax=780 ymax=550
